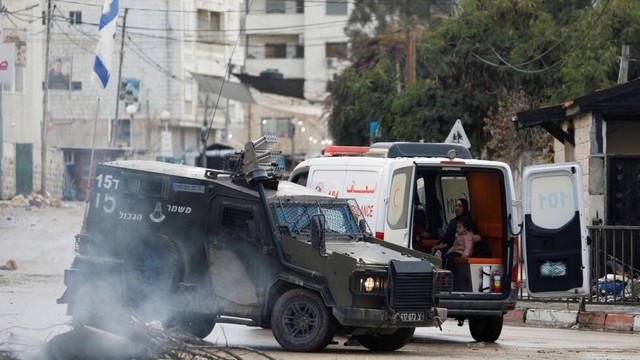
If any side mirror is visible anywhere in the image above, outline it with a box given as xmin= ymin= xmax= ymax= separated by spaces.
xmin=310 ymin=214 xmax=326 ymax=250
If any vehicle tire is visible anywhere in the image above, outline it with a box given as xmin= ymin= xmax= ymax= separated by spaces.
xmin=271 ymin=288 xmax=335 ymax=352
xmin=165 ymin=312 xmax=217 ymax=339
xmin=354 ymin=327 xmax=415 ymax=351
xmin=123 ymin=234 xmax=183 ymax=305
xmin=468 ymin=315 xmax=503 ymax=342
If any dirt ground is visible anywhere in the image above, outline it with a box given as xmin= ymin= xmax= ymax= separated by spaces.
xmin=0 ymin=201 xmax=85 ymax=359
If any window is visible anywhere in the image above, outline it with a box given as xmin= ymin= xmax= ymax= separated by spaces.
xmin=326 ymin=0 xmax=347 ymax=15
xmin=69 ymin=11 xmax=82 ymax=24
xmin=197 ymin=10 xmax=223 ymax=43
xmin=439 ymin=176 xmax=470 ymax=224
xmin=265 ymin=44 xmax=286 ymax=58
xmin=262 ymin=118 xmax=292 ymax=138
xmin=326 ymin=42 xmax=347 ymax=59
xmin=295 ymin=45 xmax=304 ymax=58
xmin=112 ymin=118 xmax=131 ymax=145
xmin=266 ymin=0 xmax=286 ymax=13
xmin=296 ymin=0 xmax=305 ymax=13
xmin=222 ymin=207 xmax=254 ymax=232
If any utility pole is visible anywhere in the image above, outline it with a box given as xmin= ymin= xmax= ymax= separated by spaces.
xmin=41 ymin=0 xmax=53 ymax=194
xmin=618 ymin=45 xmax=630 ymax=84
xmin=0 ymin=0 xmax=4 ymax=199
xmin=406 ymin=28 xmax=416 ymax=86
xmin=111 ymin=7 xmax=128 ymax=147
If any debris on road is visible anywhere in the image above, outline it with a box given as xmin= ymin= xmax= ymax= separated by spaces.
xmin=35 ymin=316 xmax=276 ymax=360
xmin=0 ymin=260 xmax=17 ymax=271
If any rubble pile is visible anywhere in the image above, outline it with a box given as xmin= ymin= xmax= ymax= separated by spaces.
xmin=0 ymin=192 xmax=62 ymax=208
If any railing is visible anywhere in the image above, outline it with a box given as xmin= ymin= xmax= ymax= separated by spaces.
xmin=517 ymin=225 xmax=640 ymax=306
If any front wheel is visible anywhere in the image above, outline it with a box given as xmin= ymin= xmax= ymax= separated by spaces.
xmin=468 ymin=315 xmax=503 ymax=342
xmin=354 ymin=327 xmax=415 ymax=351
xmin=271 ymin=288 xmax=335 ymax=352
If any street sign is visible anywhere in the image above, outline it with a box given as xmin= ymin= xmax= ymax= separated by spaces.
xmin=444 ymin=119 xmax=471 ymax=148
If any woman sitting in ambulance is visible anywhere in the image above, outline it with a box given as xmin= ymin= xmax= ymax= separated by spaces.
xmin=432 ymin=198 xmax=480 ymax=255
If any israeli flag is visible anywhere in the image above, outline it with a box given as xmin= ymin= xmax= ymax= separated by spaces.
xmin=92 ymin=0 xmax=119 ymax=89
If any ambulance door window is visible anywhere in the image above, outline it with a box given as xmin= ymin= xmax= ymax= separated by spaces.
xmin=440 ymin=175 xmax=470 ymax=224
xmin=387 ymin=166 xmax=411 ymax=230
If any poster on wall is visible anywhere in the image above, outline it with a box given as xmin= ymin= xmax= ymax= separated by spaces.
xmin=119 ymin=77 xmax=140 ymax=108
xmin=3 ymin=29 xmax=26 ymax=67
xmin=48 ymin=56 xmax=72 ymax=90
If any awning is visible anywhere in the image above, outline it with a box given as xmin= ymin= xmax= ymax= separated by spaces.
xmin=190 ymin=72 xmax=255 ymax=104
xmin=232 ymin=73 xmax=305 ymax=99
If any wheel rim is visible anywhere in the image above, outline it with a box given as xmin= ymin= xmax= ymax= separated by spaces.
xmin=282 ymin=300 xmax=319 ymax=339
xmin=131 ymin=251 xmax=161 ymax=286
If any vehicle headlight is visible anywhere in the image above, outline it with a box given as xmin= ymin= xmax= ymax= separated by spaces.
xmin=351 ymin=271 xmax=387 ymax=294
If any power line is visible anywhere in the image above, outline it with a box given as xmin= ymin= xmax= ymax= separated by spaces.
xmin=472 ymin=0 xmax=612 ymax=74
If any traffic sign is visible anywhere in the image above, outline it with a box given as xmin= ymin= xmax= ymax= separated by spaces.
xmin=444 ymin=119 xmax=471 ymax=148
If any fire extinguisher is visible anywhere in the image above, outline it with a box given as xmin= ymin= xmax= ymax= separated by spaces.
xmin=491 ymin=269 xmax=502 ymax=293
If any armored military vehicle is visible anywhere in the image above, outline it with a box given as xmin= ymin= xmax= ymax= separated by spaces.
xmin=58 ymin=137 xmax=452 ymax=352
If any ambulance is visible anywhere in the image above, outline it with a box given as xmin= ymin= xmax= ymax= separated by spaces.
xmin=289 ymin=142 xmax=590 ymax=342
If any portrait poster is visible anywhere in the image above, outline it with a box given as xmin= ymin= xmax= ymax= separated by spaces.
xmin=48 ymin=56 xmax=72 ymax=90
xmin=3 ymin=29 xmax=27 ymax=67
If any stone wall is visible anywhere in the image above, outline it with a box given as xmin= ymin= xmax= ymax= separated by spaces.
xmin=0 ymin=142 xmax=63 ymax=200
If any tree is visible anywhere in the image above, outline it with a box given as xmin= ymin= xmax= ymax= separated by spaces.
xmin=327 ymin=0 xmax=640 ymax=162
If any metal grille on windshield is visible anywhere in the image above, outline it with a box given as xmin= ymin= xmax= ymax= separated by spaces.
xmin=273 ymin=198 xmax=367 ymax=236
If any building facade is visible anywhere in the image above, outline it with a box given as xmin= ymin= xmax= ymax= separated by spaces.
xmin=0 ymin=0 xmax=358 ymax=199
xmin=1 ymin=0 xmax=246 ymax=199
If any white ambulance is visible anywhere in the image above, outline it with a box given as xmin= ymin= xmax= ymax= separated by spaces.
xmin=289 ymin=142 xmax=590 ymax=342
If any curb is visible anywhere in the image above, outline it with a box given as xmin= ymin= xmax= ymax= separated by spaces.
xmin=505 ymin=308 xmax=640 ymax=332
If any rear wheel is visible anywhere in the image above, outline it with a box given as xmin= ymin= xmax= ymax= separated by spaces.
xmin=271 ymin=288 xmax=335 ymax=352
xmin=354 ymin=327 xmax=415 ymax=351
xmin=468 ymin=315 xmax=503 ymax=342
xmin=123 ymin=234 xmax=182 ymax=305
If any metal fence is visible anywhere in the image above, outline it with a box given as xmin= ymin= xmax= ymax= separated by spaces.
xmin=517 ymin=225 xmax=640 ymax=306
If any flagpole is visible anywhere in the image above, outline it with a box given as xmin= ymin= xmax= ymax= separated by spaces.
xmin=82 ymin=95 xmax=101 ymax=233
xmin=86 ymin=0 xmax=119 ymax=228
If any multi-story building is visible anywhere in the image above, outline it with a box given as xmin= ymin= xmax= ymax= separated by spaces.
xmin=0 ymin=0 xmax=352 ymax=199
xmin=242 ymin=0 xmax=350 ymax=167
xmin=1 ymin=0 xmax=246 ymax=199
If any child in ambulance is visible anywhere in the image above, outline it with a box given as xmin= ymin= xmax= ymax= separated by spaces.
xmin=435 ymin=217 xmax=474 ymax=271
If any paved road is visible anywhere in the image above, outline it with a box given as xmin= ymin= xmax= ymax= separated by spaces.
xmin=1 ymin=202 xmax=638 ymax=359
xmin=206 ymin=321 xmax=640 ymax=359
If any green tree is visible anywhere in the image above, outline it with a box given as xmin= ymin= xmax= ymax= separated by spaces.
xmin=328 ymin=0 xmax=640 ymax=162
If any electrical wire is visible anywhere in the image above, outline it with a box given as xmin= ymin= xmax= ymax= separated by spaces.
xmin=472 ymin=0 xmax=612 ymax=74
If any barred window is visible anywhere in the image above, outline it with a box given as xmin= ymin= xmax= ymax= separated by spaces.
xmin=222 ymin=207 xmax=254 ymax=232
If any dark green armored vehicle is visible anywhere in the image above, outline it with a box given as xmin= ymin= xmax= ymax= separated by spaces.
xmin=58 ymin=137 xmax=451 ymax=352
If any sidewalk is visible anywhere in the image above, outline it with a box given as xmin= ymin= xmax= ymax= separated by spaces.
xmin=506 ymin=300 xmax=640 ymax=332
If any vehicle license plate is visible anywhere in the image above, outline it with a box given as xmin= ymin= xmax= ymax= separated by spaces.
xmin=399 ymin=312 xmax=425 ymax=322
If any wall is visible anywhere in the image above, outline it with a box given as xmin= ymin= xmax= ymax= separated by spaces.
xmin=1 ymin=142 xmax=15 ymax=199
xmin=553 ymin=113 xmax=601 ymax=226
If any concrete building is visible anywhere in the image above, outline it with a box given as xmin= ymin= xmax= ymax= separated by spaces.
xmin=0 ymin=0 xmax=357 ymax=199
xmin=1 ymin=0 xmax=246 ymax=200
xmin=241 ymin=0 xmax=352 ymax=167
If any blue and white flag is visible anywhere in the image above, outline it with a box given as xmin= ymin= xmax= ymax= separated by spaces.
xmin=92 ymin=0 xmax=119 ymax=89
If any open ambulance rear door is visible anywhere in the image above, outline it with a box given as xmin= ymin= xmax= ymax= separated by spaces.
xmin=522 ymin=162 xmax=590 ymax=298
